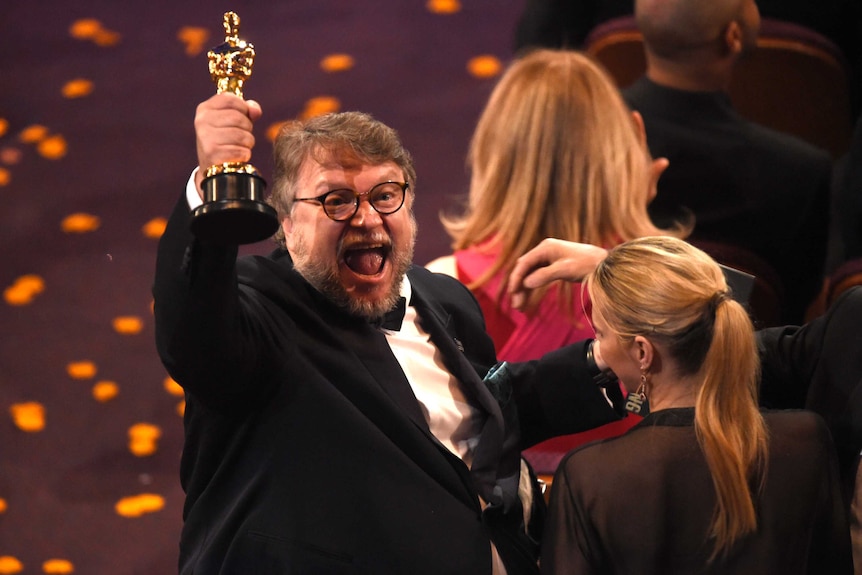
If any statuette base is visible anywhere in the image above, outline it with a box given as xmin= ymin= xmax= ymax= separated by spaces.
xmin=191 ymin=171 xmax=278 ymax=244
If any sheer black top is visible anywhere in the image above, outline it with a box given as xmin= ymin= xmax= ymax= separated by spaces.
xmin=541 ymin=407 xmax=852 ymax=574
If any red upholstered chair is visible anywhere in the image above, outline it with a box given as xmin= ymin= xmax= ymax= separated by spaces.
xmin=585 ymin=17 xmax=855 ymax=157
xmin=584 ymin=16 xmax=644 ymax=88
xmin=730 ymin=20 xmax=854 ymax=158
xmin=527 ymin=416 xmax=643 ymax=502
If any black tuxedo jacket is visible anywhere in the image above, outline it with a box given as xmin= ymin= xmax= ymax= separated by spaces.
xmin=153 ymin=194 xmax=620 ymax=574
xmin=624 ymin=77 xmax=833 ymax=324
xmin=759 ymin=286 xmax=862 ymax=498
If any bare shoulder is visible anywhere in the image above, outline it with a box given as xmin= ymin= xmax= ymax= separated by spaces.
xmin=424 ymin=254 xmax=458 ymax=278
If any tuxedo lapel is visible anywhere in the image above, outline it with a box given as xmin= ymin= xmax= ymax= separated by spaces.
xmin=409 ymin=284 xmax=508 ymax=506
xmin=339 ymin=323 xmax=430 ymax=432
xmin=301 ymin=287 xmax=481 ymax=509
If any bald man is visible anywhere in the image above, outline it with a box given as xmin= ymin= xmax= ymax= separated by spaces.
xmin=623 ymin=0 xmax=833 ymax=326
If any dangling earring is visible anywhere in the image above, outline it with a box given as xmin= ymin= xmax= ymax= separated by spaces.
xmin=636 ymin=369 xmax=649 ymax=401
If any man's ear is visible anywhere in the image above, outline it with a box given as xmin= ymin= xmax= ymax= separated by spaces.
xmin=724 ymin=20 xmax=744 ymax=55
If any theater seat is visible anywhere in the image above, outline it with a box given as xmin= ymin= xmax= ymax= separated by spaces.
xmin=584 ymin=16 xmax=645 ymax=88
xmin=689 ymin=239 xmax=786 ymax=329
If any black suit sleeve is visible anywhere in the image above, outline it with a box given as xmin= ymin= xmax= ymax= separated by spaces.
xmin=507 ymin=341 xmax=624 ymax=448
xmin=153 ymin=192 xmax=277 ymax=410
xmin=759 ymin=286 xmax=862 ymax=491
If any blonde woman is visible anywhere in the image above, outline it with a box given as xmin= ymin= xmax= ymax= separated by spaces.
xmin=427 ymin=48 xmax=686 ymax=362
xmin=512 ymin=237 xmax=851 ymax=574
xmin=427 ymin=48 xmax=689 ymax=465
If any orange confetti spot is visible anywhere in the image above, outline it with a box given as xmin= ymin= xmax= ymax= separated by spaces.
xmin=3 ymin=275 xmax=44 ymax=306
xmin=19 ymin=125 xmax=48 ymax=143
xmin=178 ymin=27 xmax=209 ymax=56
xmin=38 ymin=134 xmax=67 ymax=159
xmin=299 ymin=96 xmax=341 ymax=120
xmin=320 ymin=54 xmax=354 ymax=73
xmin=115 ymin=493 xmax=165 ymax=518
xmin=427 ymin=0 xmax=462 ymax=13
xmin=69 ymin=19 xmax=120 ymax=46
xmin=62 ymin=78 xmax=94 ymax=99
xmin=266 ymin=120 xmax=290 ymax=143
xmin=3 ymin=274 xmax=45 ymax=305
xmin=128 ymin=423 xmax=162 ymax=457
xmin=61 ymin=212 xmax=101 ymax=233
xmin=14 ymin=274 xmax=45 ymax=293
xmin=67 ymin=361 xmax=97 ymax=380
xmin=4 ymin=286 xmax=32 ymax=306
xmin=0 ymin=556 xmax=23 ymax=574
xmin=69 ymin=19 xmax=101 ymax=39
xmin=0 ymin=498 xmax=7 ymax=513
xmin=113 ymin=316 xmax=143 ymax=335
xmin=10 ymin=402 xmax=45 ymax=432
xmin=142 ymin=217 xmax=167 ymax=239
xmin=163 ymin=376 xmax=184 ymax=397
xmin=93 ymin=29 xmax=121 ymax=47
xmin=42 ymin=559 xmax=74 ymax=574
xmin=467 ymin=55 xmax=503 ymax=79
xmin=0 ymin=168 xmax=9 ymax=187
xmin=92 ymin=380 xmax=119 ymax=402
xmin=1 ymin=147 xmax=22 ymax=165
xmin=177 ymin=400 xmax=186 ymax=417
xmin=0 ymin=118 xmax=8 ymax=137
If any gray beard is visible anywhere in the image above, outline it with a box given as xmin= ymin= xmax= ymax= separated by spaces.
xmin=290 ymin=226 xmax=416 ymax=321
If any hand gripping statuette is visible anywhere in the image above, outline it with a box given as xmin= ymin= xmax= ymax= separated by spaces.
xmin=190 ymin=11 xmax=279 ymax=245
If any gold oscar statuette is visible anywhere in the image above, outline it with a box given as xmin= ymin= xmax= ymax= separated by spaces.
xmin=190 ymin=11 xmax=279 ymax=245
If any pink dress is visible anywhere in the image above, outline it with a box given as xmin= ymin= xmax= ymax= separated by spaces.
xmin=455 ymin=245 xmax=641 ymax=475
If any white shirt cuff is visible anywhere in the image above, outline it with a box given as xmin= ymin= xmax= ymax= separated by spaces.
xmin=186 ymin=168 xmax=203 ymax=210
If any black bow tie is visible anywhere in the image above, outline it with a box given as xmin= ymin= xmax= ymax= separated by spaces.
xmin=374 ymin=296 xmax=407 ymax=331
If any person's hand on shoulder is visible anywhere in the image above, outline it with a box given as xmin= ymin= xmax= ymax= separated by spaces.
xmin=507 ymin=238 xmax=608 ymax=310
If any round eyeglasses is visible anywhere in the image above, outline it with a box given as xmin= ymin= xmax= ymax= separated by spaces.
xmin=293 ymin=181 xmax=409 ymax=222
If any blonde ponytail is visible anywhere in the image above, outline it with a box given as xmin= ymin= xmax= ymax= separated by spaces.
xmin=695 ymin=296 xmax=768 ymax=560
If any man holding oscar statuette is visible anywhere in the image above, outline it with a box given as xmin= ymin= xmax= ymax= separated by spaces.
xmin=153 ymin=11 xmax=627 ymax=575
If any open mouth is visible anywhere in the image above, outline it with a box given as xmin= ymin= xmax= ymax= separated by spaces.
xmin=343 ymin=246 xmax=388 ymax=276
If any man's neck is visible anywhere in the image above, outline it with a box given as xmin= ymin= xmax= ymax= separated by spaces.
xmin=644 ymin=53 xmax=733 ymax=93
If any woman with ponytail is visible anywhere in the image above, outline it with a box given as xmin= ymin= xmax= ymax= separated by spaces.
xmin=509 ymin=236 xmax=851 ymax=573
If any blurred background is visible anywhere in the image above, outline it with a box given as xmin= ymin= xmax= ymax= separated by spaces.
xmin=0 ymin=2 xmax=520 ymax=572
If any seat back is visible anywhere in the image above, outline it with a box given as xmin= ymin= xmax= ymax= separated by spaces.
xmin=690 ymin=239 xmax=785 ymax=328
xmin=730 ymin=20 xmax=853 ymax=158
xmin=584 ymin=16 xmax=645 ymax=88
xmin=586 ymin=17 xmax=854 ymax=157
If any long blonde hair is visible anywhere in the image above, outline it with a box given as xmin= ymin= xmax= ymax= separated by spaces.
xmin=586 ymin=236 xmax=768 ymax=561
xmin=442 ymin=49 xmax=688 ymax=311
